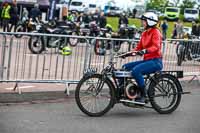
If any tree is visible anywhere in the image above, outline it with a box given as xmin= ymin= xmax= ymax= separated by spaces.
xmin=179 ymin=0 xmax=196 ymax=14
xmin=169 ymin=0 xmax=180 ymax=6
xmin=146 ymin=0 xmax=168 ymax=12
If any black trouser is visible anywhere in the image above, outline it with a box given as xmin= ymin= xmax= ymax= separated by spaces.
xmin=2 ymin=18 xmax=10 ymax=32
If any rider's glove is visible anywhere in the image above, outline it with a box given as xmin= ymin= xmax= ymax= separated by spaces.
xmin=136 ymin=49 xmax=148 ymax=56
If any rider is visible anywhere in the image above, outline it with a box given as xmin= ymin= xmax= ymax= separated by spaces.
xmin=122 ymin=12 xmax=163 ymax=104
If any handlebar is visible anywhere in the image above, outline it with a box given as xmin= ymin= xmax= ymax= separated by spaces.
xmin=114 ymin=51 xmax=137 ymax=58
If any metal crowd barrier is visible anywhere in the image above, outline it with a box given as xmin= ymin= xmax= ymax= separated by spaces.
xmin=0 ymin=32 xmax=199 ymax=94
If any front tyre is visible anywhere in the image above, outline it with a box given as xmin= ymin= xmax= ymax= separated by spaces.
xmin=69 ymin=32 xmax=79 ymax=47
xmin=94 ymin=39 xmax=106 ymax=55
xmin=148 ymin=74 xmax=182 ymax=114
xmin=75 ymin=74 xmax=115 ymax=117
xmin=14 ymin=24 xmax=25 ymax=38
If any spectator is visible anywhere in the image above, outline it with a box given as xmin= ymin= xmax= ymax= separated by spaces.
xmin=77 ymin=12 xmax=84 ymax=24
xmin=22 ymin=7 xmax=29 ymax=22
xmin=82 ymin=11 xmax=92 ymax=27
xmin=133 ymin=8 xmax=137 ymax=18
xmin=67 ymin=12 xmax=73 ymax=21
xmin=118 ymin=12 xmax=128 ymax=28
xmin=161 ymin=19 xmax=168 ymax=40
xmin=171 ymin=22 xmax=177 ymax=39
xmin=10 ymin=2 xmax=19 ymax=32
xmin=0 ymin=3 xmax=3 ymax=28
xmin=197 ymin=22 xmax=200 ymax=36
xmin=1 ymin=2 xmax=11 ymax=32
xmin=29 ymin=4 xmax=41 ymax=22
xmin=99 ymin=12 xmax=106 ymax=28
xmin=192 ymin=21 xmax=198 ymax=36
xmin=92 ymin=8 xmax=100 ymax=24
xmin=62 ymin=4 xmax=68 ymax=21
xmin=176 ymin=20 xmax=183 ymax=39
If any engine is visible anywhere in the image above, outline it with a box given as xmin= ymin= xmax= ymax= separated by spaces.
xmin=125 ymin=82 xmax=140 ymax=100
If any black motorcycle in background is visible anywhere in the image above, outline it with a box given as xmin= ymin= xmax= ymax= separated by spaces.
xmin=28 ymin=21 xmax=72 ymax=54
xmin=176 ymin=35 xmax=200 ymax=66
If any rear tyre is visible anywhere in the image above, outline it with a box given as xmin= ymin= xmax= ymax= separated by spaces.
xmin=148 ymin=74 xmax=182 ymax=114
xmin=113 ymin=40 xmax=121 ymax=52
xmin=28 ymin=36 xmax=45 ymax=54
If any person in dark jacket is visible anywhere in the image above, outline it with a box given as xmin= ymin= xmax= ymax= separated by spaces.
xmin=133 ymin=8 xmax=137 ymax=18
xmin=192 ymin=21 xmax=198 ymax=36
xmin=118 ymin=12 xmax=128 ymax=28
xmin=82 ymin=12 xmax=92 ymax=27
xmin=1 ymin=2 xmax=11 ymax=32
xmin=99 ymin=12 xmax=107 ymax=28
xmin=10 ymin=2 xmax=18 ymax=31
xmin=91 ymin=9 xmax=100 ymax=24
xmin=29 ymin=4 xmax=41 ymax=21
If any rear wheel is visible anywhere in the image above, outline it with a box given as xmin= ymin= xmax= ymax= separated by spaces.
xmin=148 ymin=74 xmax=182 ymax=114
xmin=75 ymin=74 xmax=115 ymax=117
xmin=113 ymin=40 xmax=121 ymax=52
xmin=28 ymin=36 xmax=45 ymax=54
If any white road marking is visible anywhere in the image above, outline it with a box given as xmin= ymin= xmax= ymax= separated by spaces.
xmin=5 ymin=86 xmax=34 ymax=90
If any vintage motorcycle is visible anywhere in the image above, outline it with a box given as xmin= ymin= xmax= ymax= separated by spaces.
xmin=176 ymin=35 xmax=200 ymax=66
xmin=75 ymin=51 xmax=186 ymax=117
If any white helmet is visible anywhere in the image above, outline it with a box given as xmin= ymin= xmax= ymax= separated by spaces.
xmin=141 ymin=12 xmax=158 ymax=27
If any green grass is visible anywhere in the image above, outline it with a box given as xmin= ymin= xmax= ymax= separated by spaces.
xmin=107 ymin=17 xmax=192 ymax=38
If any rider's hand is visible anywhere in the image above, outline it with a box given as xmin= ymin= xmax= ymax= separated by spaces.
xmin=136 ymin=49 xmax=148 ymax=56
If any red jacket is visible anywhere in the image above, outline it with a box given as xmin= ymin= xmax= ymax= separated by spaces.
xmin=134 ymin=28 xmax=162 ymax=60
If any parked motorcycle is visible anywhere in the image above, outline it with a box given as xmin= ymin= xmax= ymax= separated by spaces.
xmin=28 ymin=21 xmax=72 ymax=54
xmin=176 ymin=35 xmax=200 ymax=66
xmin=94 ymin=27 xmax=121 ymax=55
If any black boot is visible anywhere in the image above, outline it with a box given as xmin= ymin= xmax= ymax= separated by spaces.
xmin=135 ymin=87 xmax=146 ymax=105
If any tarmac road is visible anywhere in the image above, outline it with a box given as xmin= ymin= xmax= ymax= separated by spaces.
xmin=0 ymin=81 xmax=199 ymax=133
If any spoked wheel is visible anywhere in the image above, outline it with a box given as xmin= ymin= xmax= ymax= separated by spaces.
xmin=113 ymin=40 xmax=121 ymax=52
xmin=14 ymin=24 xmax=25 ymax=38
xmin=69 ymin=32 xmax=79 ymax=47
xmin=28 ymin=36 xmax=45 ymax=54
xmin=148 ymin=74 xmax=182 ymax=114
xmin=75 ymin=74 xmax=115 ymax=117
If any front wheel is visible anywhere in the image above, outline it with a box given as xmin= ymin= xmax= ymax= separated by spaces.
xmin=69 ymin=32 xmax=79 ymax=47
xmin=75 ymin=74 xmax=115 ymax=117
xmin=148 ymin=74 xmax=182 ymax=114
xmin=14 ymin=24 xmax=26 ymax=38
xmin=94 ymin=39 xmax=106 ymax=55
